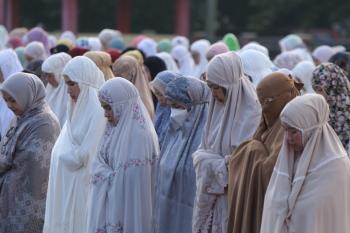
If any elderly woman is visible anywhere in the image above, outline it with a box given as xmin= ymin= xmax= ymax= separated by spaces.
xmin=312 ymin=63 xmax=350 ymax=151
xmin=44 ymin=56 xmax=106 ymax=233
xmin=149 ymin=71 xmax=181 ymax=148
xmin=0 ymin=72 xmax=60 ymax=232
xmin=112 ymin=55 xmax=155 ymax=119
xmin=261 ymin=94 xmax=350 ymax=233
xmin=86 ymin=78 xmax=159 ymax=233
xmin=227 ymin=72 xmax=301 ymax=233
xmin=41 ymin=52 xmax=72 ymax=126
xmin=154 ymin=77 xmax=210 ymax=233
xmin=192 ymin=52 xmax=261 ymax=233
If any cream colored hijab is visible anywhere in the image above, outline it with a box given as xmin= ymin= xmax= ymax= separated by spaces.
xmin=84 ymin=51 xmax=114 ymax=80
xmin=261 ymin=94 xmax=350 ymax=233
xmin=42 ymin=52 xmax=71 ymax=126
xmin=192 ymin=52 xmax=261 ymax=233
xmin=112 ymin=55 xmax=155 ymax=118
xmin=200 ymin=51 xmax=262 ymax=155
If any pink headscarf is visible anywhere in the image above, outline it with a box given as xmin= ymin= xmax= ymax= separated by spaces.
xmin=206 ymin=41 xmax=229 ymax=61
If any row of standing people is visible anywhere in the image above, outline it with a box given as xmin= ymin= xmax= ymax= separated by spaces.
xmin=1 ymin=28 xmax=350 ymax=233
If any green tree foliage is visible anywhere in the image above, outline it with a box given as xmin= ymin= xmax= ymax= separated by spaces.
xmin=18 ymin=0 xmax=350 ymax=36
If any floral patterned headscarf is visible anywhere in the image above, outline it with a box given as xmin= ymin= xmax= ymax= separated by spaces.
xmin=312 ymin=62 xmax=350 ymax=150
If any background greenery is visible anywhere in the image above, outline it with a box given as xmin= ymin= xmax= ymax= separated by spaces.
xmin=19 ymin=0 xmax=350 ymax=37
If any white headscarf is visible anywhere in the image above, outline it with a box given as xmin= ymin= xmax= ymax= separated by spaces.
xmin=98 ymin=29 xmax=122 ymax=47
xmin=87 ymin=78 xmax=159 ymax=233
xmin=312 ymin=45 xmax=336 ymax=63
xmin=42 ymin=52 xmax=72 ymax=126
xmin=60 ymin=30 xmax=76 ymax=44
xmin=241 ymin=41 xmax=269 ymax=57
xmin=24 ymin=41 xmax=47 ymax=61
xmin=88 ymin=37 xmax=102 ymax=51
xmin=190 ymin=39 xmax=211 ymax=78
xmin=292 ymin=61 xmax=316 ymax=94
xmin=239 ymin=49 xmax=275 ymax=87
xmin=261 ymin=94 xmax=350 ymax=233
xmin=274 ymin=50 xmax=304 ymax=70
xmin=171 ymin=36 xmax=189 ymax=49
xmin=0 ymin=49 xmax=23 ymax=138
xmin=44 ymin=56 xmax=106 ymax=233
xmin=156 ymin=52 xmax=179 ymax=72
xmin=137 ymin=38 xmax=157 ymax=57
xmin=0 ymin=25 xmax=9 ymax=50
xmin=171 ymin=45 xmax=194 ymax=76
xmin=192 ymin=52 xmax=261 ymax=233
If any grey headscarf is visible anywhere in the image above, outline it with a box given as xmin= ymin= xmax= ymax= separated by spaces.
xmin=0 ymin=72 xmax=60 ymax=232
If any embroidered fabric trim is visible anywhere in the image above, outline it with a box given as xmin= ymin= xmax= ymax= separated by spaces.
xmin=91 ymin=154 xmax=159 ymax=185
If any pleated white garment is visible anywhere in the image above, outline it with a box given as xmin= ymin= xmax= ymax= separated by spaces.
xmin=43 ymin=56 xmax=106 ymax=233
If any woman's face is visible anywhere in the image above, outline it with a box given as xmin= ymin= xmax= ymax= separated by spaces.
xmin=207 ymin=80 xmax=226 ymax=103
xmin=42 ymin=72 xmax=58 ymax=87
xmin=166 ymin=99 xmax=186 ymax=109
xmin=282 ymin=122 xmax=303 ymax=153
xmin=1 ymin=91 xmax=24 ymax=116
xmin=100 ymin=100 xmax=118 ymax=125
xmin=152 ymin=88 xmax=168 ymax=106
xmin=64 ymin=75 xmax=80 ymax=102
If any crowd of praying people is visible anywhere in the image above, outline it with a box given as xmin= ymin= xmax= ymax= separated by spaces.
xmin=0 ymin=25 xmax=350 ymax=233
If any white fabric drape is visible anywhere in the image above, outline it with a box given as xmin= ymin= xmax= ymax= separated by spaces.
xmin=87 ymin=78 xmax=159 ymax=233
xmin=156 ymin=52 xmax=179 ymax=72
xmin=44 ymin=56 xmax=106 ymax=233
xmin=238 ymin=49 xmax=275 ymax=87
xmin=171 ymin=45 xmax=194 ymax=76
xmin=261 ymin=94 xmax=350 ymax=233
xmin=42 ymin=52 xmax=71 ymax=126
xmin=0 ymin=49 xmax=23 ymax=138
xmin=292 ymin=61 xmax=316 ymax=94
xmin=191 ymin=39 xmax=210 ymax=78
xmin=192 ymin=52 xmax=261 ymax=233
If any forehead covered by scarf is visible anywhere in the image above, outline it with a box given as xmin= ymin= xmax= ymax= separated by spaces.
xmin=149 ymin=70 xmax=181 ymax=95
xmin=206 ymin=41 xmax=229 ymax=61
xmin=165 ymin=76 xmax=210 ymax=108
xmin=62 ymin=56 xmax=105 ymax=89
xmin=1 ymin=72 xmax=45 ymax=112
xmin=112 ymin=55 xmax=140 ymax=80
xmin=207 ymin=51 xmax=245 ymax=88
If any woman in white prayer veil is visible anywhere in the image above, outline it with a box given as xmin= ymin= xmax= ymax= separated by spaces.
xmin=261 ymin=94 xmax=350 ymax=233
xmin=192 ymin=52 xmax=261 ymax=233
xmin=292 ymin=61 xmax=316 ymax=94
xmin=191 ymin=39 xmax=211 ymax=78
xmin=41 ymin=52 xmax=71 ymax=126
xmin=238 ymin=49 xmax=275 ymax=87
xmin=156 ymin=52 xmax=179 ymax=72
xmin=86 ymin=78 xmax=159 ymax=233
xmin=0 ymin=49 xmax=23 ymax=139
xmin=171 ymin=45 xmax=195 ymax=76
xmin=43 ymin=56 xmax=106 ymax=233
